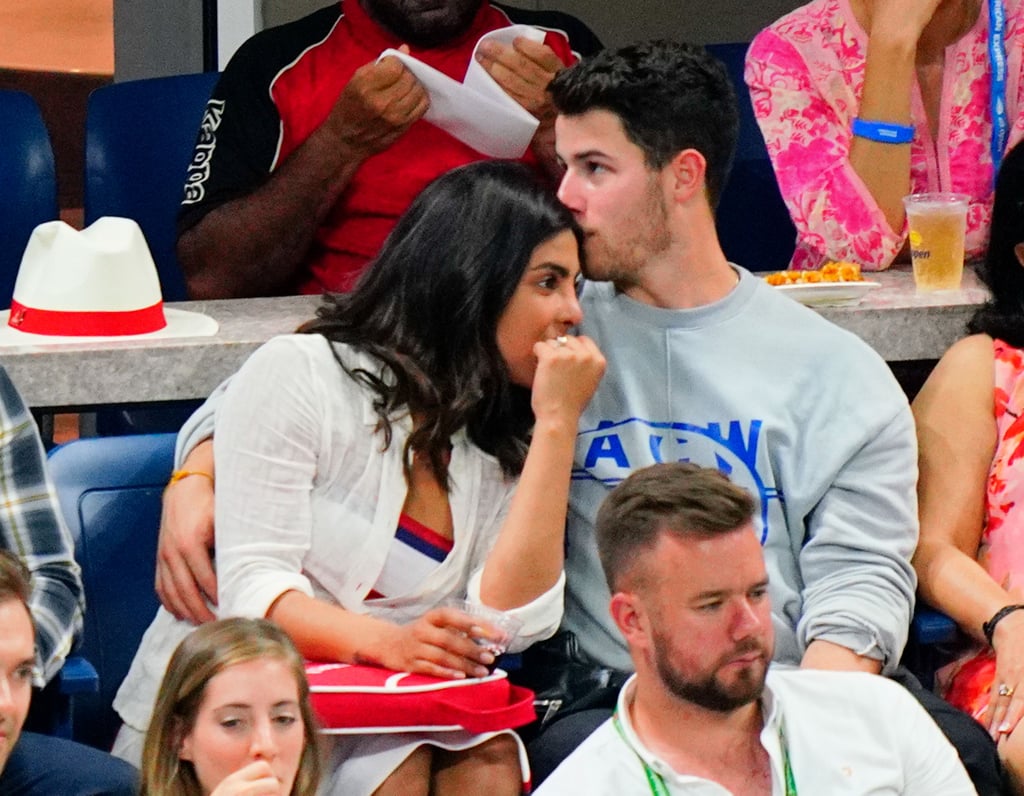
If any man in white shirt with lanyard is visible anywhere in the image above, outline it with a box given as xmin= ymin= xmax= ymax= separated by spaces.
xmin=537 ymin=462 xmax=974 ymax=795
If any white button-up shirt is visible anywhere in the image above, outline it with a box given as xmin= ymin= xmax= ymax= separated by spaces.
xmin=537 ymin=667 xmax=976 ymax=795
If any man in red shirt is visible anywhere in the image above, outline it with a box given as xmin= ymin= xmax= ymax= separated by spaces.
xmin=178 ymin=0 xmax=600 ymax=298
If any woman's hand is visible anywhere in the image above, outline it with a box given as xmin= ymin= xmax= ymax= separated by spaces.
xmin=368 ymin=607 xmax=499 ymax=680
xmin=209 ymin=761 xmax=284 ymax=796
xmin=530 ymin=334 xmax=606 ymax=426
xmin=985 ymin=611 xmax=1024 ymax=739
xmin=866 ymin=0 xmax=945 ymax=44
xmin=848 ymin=0 xmax=959 ymax=239
xmin=476 ymin=333 xmax=604 ymax=612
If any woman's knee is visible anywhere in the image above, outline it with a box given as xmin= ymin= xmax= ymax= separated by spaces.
xmin=462 ymin=734 xmax=520 ymax=767
xmin=372 ymin=744 xmax=433 ymax=796
xmin=433 ymin=734 xmax=522 ymax=791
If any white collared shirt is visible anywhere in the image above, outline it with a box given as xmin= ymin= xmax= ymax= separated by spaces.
xmin=536 ymin=667 xmax=976 ymax=795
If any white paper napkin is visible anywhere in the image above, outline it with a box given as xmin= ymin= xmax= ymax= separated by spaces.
xmin=378 ymin=24 xmax=545 ymax=158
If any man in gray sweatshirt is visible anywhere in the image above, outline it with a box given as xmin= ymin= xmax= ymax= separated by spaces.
xmin=535 ymin=38 xmax=998 ymax=792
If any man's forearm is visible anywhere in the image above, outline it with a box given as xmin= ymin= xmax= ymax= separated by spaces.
xmin=179 ymin=125 xmax=365 ymax=299
xmin=30 ymin=568 xmax=84 ymax=685
xmin=174 ymin=380 xmax=230 ymax=468
xmin=801 ymin=639 xmax=883 ymax=675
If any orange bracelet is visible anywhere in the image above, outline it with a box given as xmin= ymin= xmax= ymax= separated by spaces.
xmin=167 ymin=469 xmax=214 ymax=487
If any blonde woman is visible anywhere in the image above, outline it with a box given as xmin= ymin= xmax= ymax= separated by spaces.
xmin=141 ymin=618 xmax=321 ymax=796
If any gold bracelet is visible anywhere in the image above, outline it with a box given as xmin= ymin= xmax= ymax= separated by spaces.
xmin=167 ymin=469 xmax=214 ymax=487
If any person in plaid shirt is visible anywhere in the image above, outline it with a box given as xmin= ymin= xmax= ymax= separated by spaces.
xmin=0 ymin=371 xmax=138 ymax=795
xmin=0 ymin=366 xmax=83 ymax=688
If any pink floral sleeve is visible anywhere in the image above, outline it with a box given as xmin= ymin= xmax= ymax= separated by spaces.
xmin=745 ymin=28 xmax=903 ymax=271
xmin=745 ymin=0 xmax=1024 ymax=272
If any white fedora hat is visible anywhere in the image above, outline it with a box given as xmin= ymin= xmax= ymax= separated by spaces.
xmin=0 ymin=217 xmax=217 ymax=346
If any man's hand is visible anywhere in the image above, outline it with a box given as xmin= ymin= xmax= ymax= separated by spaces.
xmin=800 ymin=639 xmax=883 ymax=674
xmin=155 ymin=441 xmax=218 ymax=624
xmin=325 ymin=50 xmax=430 ymax=162
xmin=476 ymin=36 xmax=566 ymax=179
xmin=476 ymin=36 xmax=562 ymax=119
xmin=475 ymin=36 xmax=565 ymax=178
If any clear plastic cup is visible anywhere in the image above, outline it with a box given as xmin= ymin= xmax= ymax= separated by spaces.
xmin=442 ymin=598 xmax=523 ymax=657
xmin=902 ymin=192 xmax=969 ymax=292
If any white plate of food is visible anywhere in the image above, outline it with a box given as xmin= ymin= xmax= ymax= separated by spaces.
xmin=771 ymin=280 xmax=882 ymax=307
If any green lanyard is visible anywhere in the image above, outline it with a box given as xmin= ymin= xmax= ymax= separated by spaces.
xmin=777 ymin=715 xmax=798 ymax=796
xmin=612 ymin=710 xmax=798 ymax=796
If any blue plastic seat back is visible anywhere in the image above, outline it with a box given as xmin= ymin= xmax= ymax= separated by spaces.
xmin=47 ymin=433 xmax=176 ymax=749
xmin=0 ymin=90 xmax=59 ymax=309
xmin=902 ymin=606 xmax=961 ymax=690
xmin=84 ymin=72 xmax=220 ymax=302
xmin=705 ymin=42 xmax=796 ymax=273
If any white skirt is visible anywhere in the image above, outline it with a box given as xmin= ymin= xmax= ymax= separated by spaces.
xmin=322 ymin=728 xmax=529 ymax=794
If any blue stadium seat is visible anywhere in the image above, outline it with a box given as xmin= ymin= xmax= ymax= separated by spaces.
xmin=85 ymin=73 xmax=218 ymax=435
xmin=0 ymin=90 xmax=59 ymax=309
xmin=47 ymin=433 xmax=176 ymax=749
xmin=51 ymin=655 xmax=100 ymax=739
xmin=705 ymin=42 xmax=797 ymax=273
xmin=84 ymin=72 xmax=220 ymax=302
xmin=903 ymin=605 xmax=961 ymax=690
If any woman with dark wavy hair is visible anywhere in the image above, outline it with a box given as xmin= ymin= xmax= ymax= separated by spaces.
xmin=115 ymin=160 xmax=605 ymax=795
xmin=913 ymin=139 xmax=1024 ymax=792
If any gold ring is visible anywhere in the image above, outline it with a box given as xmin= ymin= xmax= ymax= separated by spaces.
xmin=999 ymin=683 xmax=1015 ymax=698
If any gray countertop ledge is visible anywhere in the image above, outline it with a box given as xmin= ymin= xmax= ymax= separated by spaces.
xmin=0 ymin=295 xmax=321 ymax=410
xmin=0 ymin=265 xmax=989 ymax=410
xmin=815 ymin=263 xmax=986 ymax=362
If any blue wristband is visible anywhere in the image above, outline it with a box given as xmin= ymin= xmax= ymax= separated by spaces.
xmin=852 ymin=118 xmax=915 ymax=144
xmin=989 ymin=0 xmax=1008 ymax=179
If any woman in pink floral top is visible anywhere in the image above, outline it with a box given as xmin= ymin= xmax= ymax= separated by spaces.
xmin=745 ymin=0 xmax=1024 ymax=271
xmin=914 ymin=140 xmax=1024 ymax=789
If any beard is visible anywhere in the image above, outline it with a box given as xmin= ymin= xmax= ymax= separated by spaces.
xmin=652 ymin=630 xmax=769 ymax=713
xmin=579 ymin=176 xmax=671 ymax=286
xmin=360 ymin=0 xmax=484 ymax=47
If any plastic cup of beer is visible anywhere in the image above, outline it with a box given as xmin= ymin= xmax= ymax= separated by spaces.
xmin=902 ymin=192 xmax=969 ymax=292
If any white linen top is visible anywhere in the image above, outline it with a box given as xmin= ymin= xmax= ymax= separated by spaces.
xmin=115 ymin=334 xmax=564 ymax=732
xmin=536 ymin=668 xmax=976 ymax=795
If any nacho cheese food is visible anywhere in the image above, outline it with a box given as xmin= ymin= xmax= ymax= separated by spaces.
xmin=764 ymin=261 xmax=865 ymax=286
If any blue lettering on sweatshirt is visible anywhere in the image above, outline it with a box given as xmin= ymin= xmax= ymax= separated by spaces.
xmin=573 ymin=417 xmax=781 ymax=544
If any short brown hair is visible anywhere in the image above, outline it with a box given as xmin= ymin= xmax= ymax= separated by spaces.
xmin=0 ymin=549 xmax=31 ymax=608
xmin=596 ymin=462 xmax=755 ymax=591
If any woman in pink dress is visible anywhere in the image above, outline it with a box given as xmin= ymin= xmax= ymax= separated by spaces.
xmin=746 ymin=0 xmax=1024 ymax=271
xmin=914 ymin=139 xmax=1024 ymax=790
